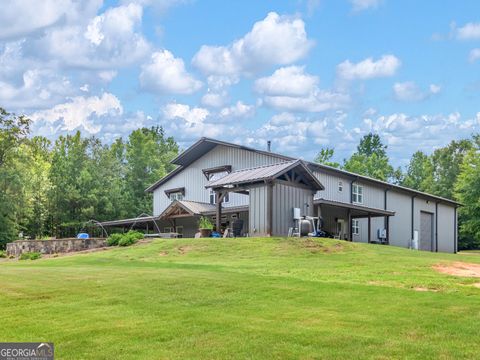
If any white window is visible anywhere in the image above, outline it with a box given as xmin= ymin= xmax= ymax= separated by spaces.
xmin=176 ymin=226 xmax=184 ymax=238
xmin=164 ymin=227 xmax=173 ymax=233
xmin=338 ymin=181 xmax=343 ymax=192
xmin=352 ymin=183 xmax=363 ymax=204
xmin=209 ymin=190 xmax=229 ymax=205
xmin=169 ymin=192 xmax=183 ymax=201
xmin=352 ymin=219 xmax=360 ymax=235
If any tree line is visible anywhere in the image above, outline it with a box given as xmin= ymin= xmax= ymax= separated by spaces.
xmin=315 ymin=133 xmax=480 ymax=250
xmin=1 ymin=107 xmax=479 ymax=250
xmin=0 ymin=108 xmax=178 ymax=248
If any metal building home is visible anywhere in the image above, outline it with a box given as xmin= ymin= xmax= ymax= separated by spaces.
xmin=103 ymin=137 xmax=459 ymax=253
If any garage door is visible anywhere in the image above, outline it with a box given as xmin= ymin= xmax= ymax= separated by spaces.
xmin=420 ymin=211 xmax=433 ymax=251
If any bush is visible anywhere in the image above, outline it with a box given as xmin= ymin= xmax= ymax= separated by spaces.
xmin=107 ymin=233 xmax=123 ymax=246
xmin=198 ymin=216 xmax=214 ymax=230
xmin=19 ymin=252 xmax=41 ymax=260
xmin=0 ymin=250 xmax=6 ymax=258
xmin=107 ymin=231 xmax=144 ymax=247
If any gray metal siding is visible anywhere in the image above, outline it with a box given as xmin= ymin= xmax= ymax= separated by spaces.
xmin=356 ymin=181 xmax=385 ymax=209
xmin=386 ymin=190 xmax=412 ymax=248
xmin=272 ymin=183 xmax=314 ymax=236
xmin=313 ymin=171 xmax=351 ymax=203
xmin=437 ymin=203 xmax=455 ymax=253
xmin=249 ymin=185 xmax=268 ymax=236
xmin=153 ymin=144 xmax=285 ymax=216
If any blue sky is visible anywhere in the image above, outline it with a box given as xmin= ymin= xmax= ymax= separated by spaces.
xmin=1 ymin=0 xmax=480 ymax=166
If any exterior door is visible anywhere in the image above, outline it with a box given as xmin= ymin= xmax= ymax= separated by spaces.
xmin=419 ymin=211 xmax=433 ymax=251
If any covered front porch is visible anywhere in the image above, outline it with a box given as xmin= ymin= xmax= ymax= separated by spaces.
xmin=314 ymin=198 xmax=395 ymax=243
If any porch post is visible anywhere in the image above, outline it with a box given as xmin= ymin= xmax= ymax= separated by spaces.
xmin=215 ymin=190 xmax=226 ymax=233
xmin=348 ymin=209 xmax=352 ymax=241
xmin=368 ymin=214 xmax=371 ymax=243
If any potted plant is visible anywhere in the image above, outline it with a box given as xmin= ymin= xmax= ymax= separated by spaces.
xmin=198 ymin=216 xmax=214 ymax=237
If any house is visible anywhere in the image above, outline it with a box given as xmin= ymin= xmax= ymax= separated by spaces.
xmin=101 ymin=137 xmax=459 ymax=253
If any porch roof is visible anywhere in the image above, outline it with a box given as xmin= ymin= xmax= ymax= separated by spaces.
xmin=99 ymin=215 xmax=157 ymax=227
xmin=205 ymin=160 xmax=324 ymax=191
xmin=159 ymin=200 xmax=249 ymax=219
xmin=314 ymin=198 xmax=395 ymax=218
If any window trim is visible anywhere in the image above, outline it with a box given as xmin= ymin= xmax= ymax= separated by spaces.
xmin=338 ymin=181 xmax=343 ymax=192
xmin=352 ymin=183 xmax=363 ymax=204
xmin=164 ymin=187 xmax=185 ymax=198
xmin=169 ymin=192 xmax=184 ymax=202
xmin=352 ymin=219 xmax=360 ymax=235
xmin=209 ymin=190 xmax=229 ymax=204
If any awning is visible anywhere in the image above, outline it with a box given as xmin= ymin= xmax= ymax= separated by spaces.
xmin=314 ymin=198 xmax=395 ymax=218
xmin=99 ymin=215 xmax=158 ymax=227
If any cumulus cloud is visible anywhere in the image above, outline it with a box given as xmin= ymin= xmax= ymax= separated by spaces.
xmin=29 ymin=92 xmax=123 ymax=134
xmin=456 ymin=22 xmax=480 ymax=40
xmin=192 ymin=12 xmax=313 ymax=76
xmin=254 ymin=66 xmax=318 ymax=97
xmin=469 ymin=48 xmax=480 ymax=63
xmin=0 ymin=0 xmax=77 ymax=40
xmin=32 ymin=2 xmax=150 ymax=69
xmin=0 ymin=69 xmax=75 ymax=109
xmin=219 ymin=101 xmax=255 ymax=119
xmin=140 ymin=50 xmax=202 ymax=94
xmin=350 ymin=0 xmax=382 ymax=11
xmin=393 ymin=81 xmax=441 ymax=102
xmin=255 ymin=66 xmax=349 ymax=112
xmin=200 ymin=75 xmax=239 ymax=108
xmin=337 ymin=55 xmax=401 ymax=80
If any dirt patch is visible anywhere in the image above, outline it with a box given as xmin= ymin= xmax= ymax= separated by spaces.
xmin=299 ymin=238 xmax=345 ymax=253
xmin=413 ymin=287 xmax=438 ymax=292
xmin=472 ymin=283 xmax=480 ymax=288
xmin=159 ymin=251 xmax=169 ymax=256
xmin=177 ymin=246 xmax=193 ymax=255
xmin=433 ymin=262 xmax=480 ymax=278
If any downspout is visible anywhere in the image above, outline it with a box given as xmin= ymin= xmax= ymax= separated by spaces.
xmin=411 ymin=195 xmax=417 ymax=248
xmin=384 ymin=188 xmax=390 ymax=245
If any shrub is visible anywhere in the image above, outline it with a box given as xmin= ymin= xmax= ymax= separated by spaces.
xmin=107 ymin=231 xmax=143 ymax=247
xmin=19 ymin=252 xmax=41 ymax=260
xmin=0 ymin=250 xmax=6 ymax=258
xmin=107 ymin=233 xmax=123 ymax=246
xmin=198 ymin=216 xmax=214 ymax=230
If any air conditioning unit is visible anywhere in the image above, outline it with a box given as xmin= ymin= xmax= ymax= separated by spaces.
xmin=377 ymin=228 xmax=387 ymax=239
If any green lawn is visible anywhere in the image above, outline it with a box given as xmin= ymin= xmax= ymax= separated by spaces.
xmin=1 ymin=237 xmax=479 ymax=359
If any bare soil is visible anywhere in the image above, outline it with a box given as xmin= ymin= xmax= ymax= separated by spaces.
xmin=433 ymin=262 xmax=480 ymax=278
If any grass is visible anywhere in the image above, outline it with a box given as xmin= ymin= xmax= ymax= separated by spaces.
xmin=1 ymin=237 xmax=479 ymax=359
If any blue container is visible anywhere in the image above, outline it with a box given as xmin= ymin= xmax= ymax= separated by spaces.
xmin=77 ymin=233 xmax=89 ymax=239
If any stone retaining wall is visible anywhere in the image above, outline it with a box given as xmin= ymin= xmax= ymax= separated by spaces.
xmin=6 ymin=238 xmax=107 ymax=257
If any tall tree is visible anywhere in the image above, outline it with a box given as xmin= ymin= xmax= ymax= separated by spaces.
xmin=0 ymin=108 xmax=31 ymax=248
xmin=343 ymin=133 xmax=399 ymax=182
xmin=314 ymin=147 xmax=340 ymax=168
xmin=431 ymin=139 xmax=472 ymax=199
xmin=454 ymin=136 xmax=480 ymax=249
xmin=124 ymin=127 xmax=178 ymax=216
xmin=401 ymin=151 xmax=434 ymax=192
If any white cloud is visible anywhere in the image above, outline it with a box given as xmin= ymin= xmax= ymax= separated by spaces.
xmin=456 ymin=22 xmax=480 ymax=40
xmin=200 ymin=75 xmax=239 ymax=108
xmin=255 ymin=66 xmax=349 ymax=112
xmin=393 ymin=81 xmax=441 ymax=102
xmin=254 ymin=66 xmax=318 ymax=97
xmin=337 ymin=55 xmax=401 ymax=80
xmin=219 ymin=101 xmax=255 ymax=119
xmin=192 ymin=12 xmax=313 ymax=76
xmin=0 ymin=69 xmax=74 ymax=109
xmin=0 ymin=0 xmax=77 ymax=40
xmin=350 ymin=0 xmax=382 ymax=11
xmin=201 ymin=92 xmax=226 ymax=108
xmin=29 ymin=92 xmax=123 ymax=134
xmin=469 ymin=48 xmax=480 ymax=63
xmin=34 ymin=3 xmax=150 ymax=69
xmin=140 ymin=50 xmax=202 ymax=94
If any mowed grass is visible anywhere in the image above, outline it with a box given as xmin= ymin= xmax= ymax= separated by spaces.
xmin=1 ymin=238 xmax=480 ymax=359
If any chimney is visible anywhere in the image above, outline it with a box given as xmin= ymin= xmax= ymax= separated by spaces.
xmin=267 ymin=140 xmax=271 ymax=152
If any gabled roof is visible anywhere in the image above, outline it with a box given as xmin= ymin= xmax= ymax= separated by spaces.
xmin=146 ymin=137 xmax=460 ymax=206
xmin=171 ymin=137 xmax=290 ymax=167
xmin=206 ymin=160 xmax=325 ymax=191
xmin=159 ymin=200 xmax=216 ymax=219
